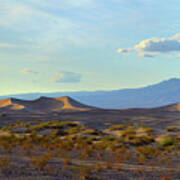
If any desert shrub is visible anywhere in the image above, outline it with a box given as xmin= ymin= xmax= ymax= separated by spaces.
xmin=86 ymin=136 xmax=98 ymax=143
xmin=0 ymin=156 xmax=11 ymax=174
xmin=0 ymin=124 xmax=15 ymax=131
xmin=20 ymin=142 xmax=34 ymax=155
xmin=94 ymin=163 xmax=104 ymax=173
xmin=59 ymin=138 xmax=74 ymax=151
xmin=66 ymin=126 xmax=83 ymax=135
xmin=140 ymin=126 xmax=154 ymax=133
xmin=0 ymin=135 xmax=21 ymax=153
xmin=30 ymin=153 xmax=52 ymax=171
xmin=78 ymin=145 xmax=94 ymax=159
xmin=31 ymin=121 xmax=78 ymax=131
xmin=50 ymin=129 xmax=67 ymax=137
xmin=159 ymin=136 xmax=177 ymax=148
xmin=115 ymin=164 xmax=123 ymax=171
xmin=94 ymin=141 xmax=107 ymax=152
xmin=166 ymin=126 xmax=179 ymax=132
xmin=27 ymin=132 xmax=46 ymax=145
xmin=121 ymin=128 xmax=136 ymax=137
xmin=116 ymin=145 xmax=127 ymax=162
xmin=109 ymin=124 xmax=131 ymax=131
xmin=126 ymin=135 xmax=155 ymax=146
xmin=82 ymin=129 xmax=101 ymax=136
xmin=98 ymin=136 xmax=117 ymax=149
xmin=72 ymin=165 xmax=92 ymax=180
xmin=1 ymin=113 xmax=7 ymax=117
xmin=21 ymin=123 xmax=30 ymax=128
xmin=102 ymin=135 xmax=116 ymax=141
xmin=136 ymin=146 xmax=160 ymax=159
xmin=62 ymin=157 xmax=72 ymax=170
xmin=161 ymin=174 xmax=171 ymax=180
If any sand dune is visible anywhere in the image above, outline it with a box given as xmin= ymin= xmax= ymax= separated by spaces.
xmin=1 ymin=96 xmax=180 ymax=114
xmin=0 ymin=96 xmax=95 ymax=113
xmin=157 ymin=103 xmax=180 ymax=112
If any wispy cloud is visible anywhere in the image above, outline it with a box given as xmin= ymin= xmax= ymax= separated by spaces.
xmin=138 ymin=53 xmax=156 ymax=58
xmin=52 ymin=71 xmax=82 ymax=83
xmin=21 ymin=69 xmax=39 ymax=74
xmin=0 ymin=43 xmax=19 ymax=48
xmin=26 ymin=0 xmax=95 ymax=10
xmin=0 ymin=0 xmax=101 ymax=62
xmin=117 ymin=48 xmax=131 ymax=54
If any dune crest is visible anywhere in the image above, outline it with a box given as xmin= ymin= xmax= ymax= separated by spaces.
xmin=0 ymin=98 xmax=25 ymax=110
xmin=0 ymin=98 xmax=12 ymax=108
xmin=54 ymin=96 xmax=91 ymax=110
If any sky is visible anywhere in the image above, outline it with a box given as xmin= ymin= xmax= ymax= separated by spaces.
xmin=1 ymin=0 xmax=180 ymax=95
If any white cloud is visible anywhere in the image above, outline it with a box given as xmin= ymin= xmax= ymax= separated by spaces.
xmin=21 ymin=69 xmax=39 ymax=74
xmin=117 ymin=33 xmax=180 ymax=58
xmin=134 ymin=37 xmax=180 ymax=53
xmin=138 ymin=53 xmax=156 ymax=58
xmin=171 ymin=34 xmax=180 ymax=41
xmin=52 ymin=71 xmax=82 ymax=83
xmin=117 ymin=48 xmax=131 ymax=53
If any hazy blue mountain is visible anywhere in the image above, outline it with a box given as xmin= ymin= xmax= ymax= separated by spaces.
xmin=1 ymin=78 xmax=180 ymax=109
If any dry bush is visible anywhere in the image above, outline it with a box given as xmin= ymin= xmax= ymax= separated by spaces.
xmin=109 ymin=124 xmax=131 ymax=131
xmin=121 ymin=128 xmax=136 ymax=137
xmin=136 ymin=146 xmax=160 ymax=159
xmin=166 ymin=126 xmax=179 ymax=132
xmin=78 ymin=165 xmax=92 ymax=180
xmin=104 ymin=160 xmax=113 ymax=169
xmin=115 ymin=164 xmax=122 ymax=171
xmin=94 ymin=163 xmax=104 ymax=172
xmin=62 ymin=157 xmax=72 ymax=170
xmin=159 ymin=136 xmax=177 ymax=148
xmin=161 ymin=174 xmax=171 ymax=180
xmin=0 ymin=156 xmax=11 ymax=174
xmin=30 ymin=153 xmax=52 ymax=171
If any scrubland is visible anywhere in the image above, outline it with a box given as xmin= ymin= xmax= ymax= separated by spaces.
xmin=0 ymin=113 xmax=180 ymax=180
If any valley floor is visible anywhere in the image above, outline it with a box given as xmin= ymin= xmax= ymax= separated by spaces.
xmin=0 ymin=109 xmax=179 ymax=180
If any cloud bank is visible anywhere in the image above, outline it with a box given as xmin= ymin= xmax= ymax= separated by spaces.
xmin=117 ymin=33 xmax=180 ymax=58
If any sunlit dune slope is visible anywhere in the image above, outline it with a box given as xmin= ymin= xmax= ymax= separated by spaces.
xmin=157 ymin=103 xmax=180 ymax=112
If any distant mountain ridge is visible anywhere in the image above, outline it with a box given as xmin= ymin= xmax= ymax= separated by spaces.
xmin=1 ymin=78 xmax=180 ymax=109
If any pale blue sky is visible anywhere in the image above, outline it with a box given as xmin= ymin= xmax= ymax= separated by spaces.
xmin=0 ymin=0 xmax=180 ymax=95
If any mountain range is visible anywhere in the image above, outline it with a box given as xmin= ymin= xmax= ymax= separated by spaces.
xmin=1 ymin=78 xmax=180 ymax=109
